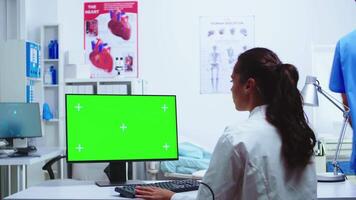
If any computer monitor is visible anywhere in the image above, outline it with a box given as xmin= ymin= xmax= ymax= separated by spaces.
xmin=65 ymin=94 xmax=178 ymax=186
xmin=0 ymin=102 xmax=42 ymax=140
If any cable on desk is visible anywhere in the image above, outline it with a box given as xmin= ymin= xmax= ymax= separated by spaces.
xmin=334 ymin=163 xmax=348 ymax=180
xmin=200 ymin=182 xmax=215 ymax=200
xmin=337 ymin=166 xmax=348 ymax=180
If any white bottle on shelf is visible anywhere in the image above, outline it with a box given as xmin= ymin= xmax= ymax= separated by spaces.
xmin=44 ymin=68 xmax=52 ymax=85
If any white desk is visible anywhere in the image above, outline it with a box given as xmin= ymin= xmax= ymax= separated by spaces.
xmin=0 ymin=147 xmax=63 ymax=192
xmin=4 ymin=180 xmax=181 ymax=200
xmin=5 ymin=179 xmax=356 ymax=199
xmin=318 ymin=181 xmax=356 ymax=199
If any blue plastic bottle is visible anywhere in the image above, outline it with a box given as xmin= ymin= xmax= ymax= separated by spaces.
xmin=42 ymin=103 xmax=53 ymax=120
xmin=50 ymin=66 xmax=57 ymax=84
xmin=48 ymin=40 xmax=53 ymax=59
xmin=53 ymin=40 xmax=58 ymax=59
xmin=55 ymin=40 xmax=59 ymax=58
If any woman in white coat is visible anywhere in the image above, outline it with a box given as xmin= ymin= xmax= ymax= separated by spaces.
xmin=136 ymin=47 xmax=317 ymax=200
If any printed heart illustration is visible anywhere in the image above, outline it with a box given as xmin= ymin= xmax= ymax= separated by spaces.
xmin=89 ymin=39 xmax=113 ymax=72
xmin=108 ymin=10 xmax=131 ymax=40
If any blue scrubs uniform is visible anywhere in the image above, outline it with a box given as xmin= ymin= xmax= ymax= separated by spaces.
xmin=329 ymin=30 xmax=356 ymax=169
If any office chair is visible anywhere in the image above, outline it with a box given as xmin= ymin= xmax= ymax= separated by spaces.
xmin=42 ymin=156 xmax=134 ymax=180
xmin=42 ymin=155 xmax=72 ymax=179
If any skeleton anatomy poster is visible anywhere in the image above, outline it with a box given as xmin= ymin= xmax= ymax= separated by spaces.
xmin=200 ymin=16 xmax=254 ymax=94
xmin=84 ymin=1 xmax=138 ymax=78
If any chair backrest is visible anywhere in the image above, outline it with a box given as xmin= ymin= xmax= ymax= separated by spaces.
xmin=43 ymin=157 xmax=147 ymax=181
xmin=42 ymin=156 xmax=107 ymax=181
xmin=42 ymin=155 xmax=66 ymax=179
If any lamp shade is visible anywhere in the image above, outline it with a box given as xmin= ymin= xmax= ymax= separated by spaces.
xmin=301 ymin=76 xmax=319 ymax=106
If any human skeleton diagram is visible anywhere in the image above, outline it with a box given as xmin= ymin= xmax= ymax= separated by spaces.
xmin=227 ymin=47 xmax=236 ymax=65
xmin=209 ymin=45 xmax=221 ymax=92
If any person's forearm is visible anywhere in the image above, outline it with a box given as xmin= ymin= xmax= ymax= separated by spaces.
xmin=342 ymin=93 xmax=352 ymax=127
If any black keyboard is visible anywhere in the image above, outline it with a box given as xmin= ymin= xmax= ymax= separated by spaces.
xmin=114 ymin=179 xmax=200 ymax=198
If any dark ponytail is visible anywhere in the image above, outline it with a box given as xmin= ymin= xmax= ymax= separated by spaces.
xmin=235 ymin=48 xmax=316 ymax=170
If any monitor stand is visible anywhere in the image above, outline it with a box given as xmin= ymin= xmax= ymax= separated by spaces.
xmin=5 ymin=138 xmax=28 ymax=148
xmin=95 ymin=161 xmax=143 ymax=187
xmin=13 ymin=138 xmax=28 ymax=148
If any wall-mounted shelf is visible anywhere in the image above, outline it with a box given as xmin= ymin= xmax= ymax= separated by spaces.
xmin=43 ymin=59 xmax=59 ymax=62
xmin=44 ymin=118 xmax=59 ymax=123
xmin=27 ymin=77 xmax=42 ymax=82
xmin=41 ymin=24 xmax=63 ymax=149
xmin=64 ymin=78 xmax=145 ymax=95
xmin=44 ymin=84 xmax=59 ymax=88
xmin=65 ymin=78 xmax=136 ymax=83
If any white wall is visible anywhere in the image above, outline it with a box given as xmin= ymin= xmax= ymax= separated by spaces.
xmin=311 ymin=0 xmax=356 ymax=45
xmin=0 ymin=0 xmax=27 ymax=40
xmin=25 ymin=0 xmax=58 ymax=42
xmin=54 ymin=0 xmax=356 ymax=150
xmin=0 ymin=0 xmax=6 ymax=41
xmin=5 ymin=0 xmax=19 ymax=39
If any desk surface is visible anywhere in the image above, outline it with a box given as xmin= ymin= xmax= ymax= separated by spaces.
xmin=0 ymin=147 xmax=63 ymax=165
xmin=5 ymin=179 xmax=356 ymax=200
xmin=5 ymin=180 xmax=193 ymax=200
xmin=318 ymin=181 xmax=356 ymax=199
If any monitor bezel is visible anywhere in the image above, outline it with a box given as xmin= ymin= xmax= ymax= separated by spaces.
xmin=65 ymin=94 xmax=179 ymax=163
xmin=0 ymin=102 xmax=42 ymax=139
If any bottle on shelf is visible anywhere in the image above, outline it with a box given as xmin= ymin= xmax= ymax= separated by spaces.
xmin=50 ymin=66 xmax=57 ymax=84
xmin=48 ymin=40 xmax=59 ymax=59
xmin=44 ymin=68 xmax=52 ymax=85
xmin=48 ymin=40 xmax=54 ymax=59
xmin=53 ymin=40 xmax=58 ymax=59
xmin=42 ymin=103 xmax=54 ymax=120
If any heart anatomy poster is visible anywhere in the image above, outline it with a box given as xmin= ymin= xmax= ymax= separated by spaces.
xmin=200 ymin=16 xmax=254 ymax=94
xmin=84 ymin=1 xmax=138 ymax=78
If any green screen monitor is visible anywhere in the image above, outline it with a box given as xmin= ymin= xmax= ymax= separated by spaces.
xmin=65 ymin=94 xmax=178 ymax=186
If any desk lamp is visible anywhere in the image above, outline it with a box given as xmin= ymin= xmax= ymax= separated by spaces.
xmin=301 ymin=76 xmax=350 ymax=182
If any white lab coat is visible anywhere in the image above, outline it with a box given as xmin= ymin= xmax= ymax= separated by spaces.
xmin=172 ymin=105 xmax=317 ymax=200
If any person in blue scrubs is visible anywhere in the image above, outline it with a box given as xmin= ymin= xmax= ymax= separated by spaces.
xmin=329 ymin=30 xmax=356 ymax=169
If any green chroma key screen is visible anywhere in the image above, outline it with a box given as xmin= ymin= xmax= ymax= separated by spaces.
xmin=66 ymin=94 xmax=178 ymax=162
